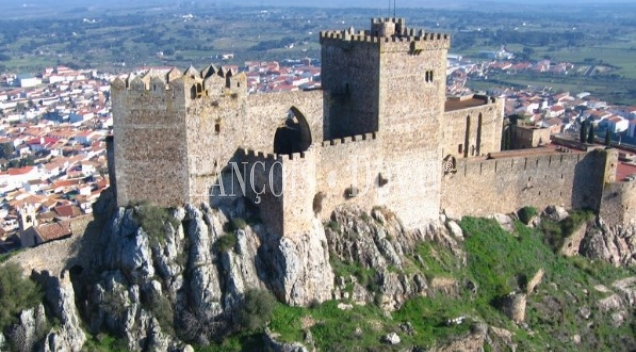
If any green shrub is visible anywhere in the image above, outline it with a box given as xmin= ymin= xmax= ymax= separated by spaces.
xmin=131 ymin=201 xmax=179 ymax=244
xmin=360 ymin=212 xmax=370 ymax=222
xmin=238 ymin=289 xmax=276 ymax=331
xmin=517 ymin=206 xmax=538 ymax=225
xmin=230 ymin=217 xmax=247 ymax=231
xmin=461 ymin=217 xmax=550 ymax=304
xmin=325 ymin=220 xmax=340 ymax=233
xmin=151 ymin=295 xmax=175 ymax=336
xmin=216 ymin=233 xmax=237 ymax=253
xmin=224 ymin=217 xmax=249 ymax=233
xmin=82 ymin=333 xmax=129 ymax=352
xmin=540 ymin=209 xmax=594 ymax=252
xmin=0 ymin=263 xmax=44 ymax=332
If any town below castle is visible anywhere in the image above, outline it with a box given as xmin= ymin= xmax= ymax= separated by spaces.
xmin=1 ymin=18 xmax=636 ymax=251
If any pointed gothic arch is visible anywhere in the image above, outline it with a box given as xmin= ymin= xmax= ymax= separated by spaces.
xmin=273 ymin=106 xmax=313 ymax=155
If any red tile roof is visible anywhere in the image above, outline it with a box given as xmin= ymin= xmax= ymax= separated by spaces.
xmin=34 ymin=221 xmax=71 ymax=241
xmin=54 ymin=205 xmax=82 ymax=218
xmin=4 ymin=166 xmax=35 ymax=176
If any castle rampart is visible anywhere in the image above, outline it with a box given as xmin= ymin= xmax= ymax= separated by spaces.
xmin=441 ymin=149 xmax=612 ymax=218
xmin=600 ymin=180 xmax=636 ymax=226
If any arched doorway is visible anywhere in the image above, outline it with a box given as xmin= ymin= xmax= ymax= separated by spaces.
xmin=273 ymin=107 xmax=312 ymax=155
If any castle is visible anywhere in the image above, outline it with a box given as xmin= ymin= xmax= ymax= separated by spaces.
xmin=109 ymin=18 xmax=629 ymax=237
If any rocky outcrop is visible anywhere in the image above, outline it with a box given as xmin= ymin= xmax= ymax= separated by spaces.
xmin=579 ymin=221 xmax=636 ymax=266
xmin=526 ymin=269 xmax=544 ymax=294
xmin=264 ymin=329 xmax=310 ymax=352
xmin=501 ymin=293 xmax=526 ymax=323
xmin=560 ymin=224 xmax=588 ymax=257
xmin=5 ymin=304 xmax=48 ymax=352
xmin=265 ymin=219 xmax=333 ymax=306
xmin=326 ymin=206 xmax=462 ymax=310
xmin=75 ymin=200 xmax=332 ymax=349
xmin=11 ymin=198 xmax=636 ymax=351
xmin=543 ymin=206 xmax=569 ymax=222
xmin=433 ymin=323 xmax=488 ymax=352
xmin=41 ymin=272 xmax=86 ymax=352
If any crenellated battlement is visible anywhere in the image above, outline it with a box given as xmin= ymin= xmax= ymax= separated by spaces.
xmin=321 ymin=132 xmax=377 ymax=147
xmin=111 ymin=64 xmax=247 ymax=99
xmin=319 ymin=30 xmax=449 ymax=44
xmin=319 ymin=16 xmax=449 ymax=48
xmin=277 ymin=147 xmax=312 ymax=161
xmin=242 ymin=148 xmax=278 ymax=162
xmin=240 ymin=146 xmax=313 ymax=163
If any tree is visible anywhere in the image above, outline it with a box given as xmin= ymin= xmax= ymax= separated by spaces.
xmin=587 ymin=123 xmax=595 ymax=144
xmin=580 ymin=121 xmax=587 ymax=144
xmin=0 ymin=263 xmax=44 ymax=332
xmin=237 ymin=289 xmax=276 ymax=331
xmin=503 ymin=126 xmax=511 ymax=150
xmin=1 ymin=143 xmax=14 ymax=158
xmin=605 ymin=130 xmax=612 ymax=146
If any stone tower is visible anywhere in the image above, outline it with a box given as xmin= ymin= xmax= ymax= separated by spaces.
xmin=18 ymin=204 xmax=37 ymax=233
xmin=320 ymin=18 xmax=451 ymax=226
xmin=321 ymin=18 xmax=449 ymax=142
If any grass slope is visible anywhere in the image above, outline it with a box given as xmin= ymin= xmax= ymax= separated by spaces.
xmin=89 ymin=215 xmax=636 ymax=351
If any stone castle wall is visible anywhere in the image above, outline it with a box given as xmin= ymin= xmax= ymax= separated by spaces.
xmin=113 ymin=18 xmax=610 ymax=238
xmin=441 ymin=150 xmax=612 ymax=217
xmin=321 ymin=38 xmax=380 ymax=139
xmin=111 ymin=76 xmax=189 ymax=207
xmin=442 ymin=96 xmax=504 ymax=158
xmin=7 ymin=215 xmax=97 ymax=276
xmin=315 ymin=133 xmax=382 ymax=221
xmin=187 ymin=88 xmax=324 ymax=206
xmin=378 ymin=36 xmax=449 ymax=226
xmin=511 ymin=125 xmax=552 ymax=149
xmin=600 ymin=150 xmax=636 ymax=225
xmin=600 ymin=182 xmax=636 ymax=226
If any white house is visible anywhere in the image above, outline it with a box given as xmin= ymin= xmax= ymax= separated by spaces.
xmin=605 ymin=115 xmax=629 ymax=133
xmin=0 ymin=166 xmax=41 ymax=193
xmin=18 ymin=75 xmax=41 ymax=88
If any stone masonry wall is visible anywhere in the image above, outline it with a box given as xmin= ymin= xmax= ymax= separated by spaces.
xmin=321 ymin=38 xmax=380 ymax=139
xmin=246 ymin=90 xmax=324 ymax=150
xmin=186 ymin=87 xmax=323 ymax=207
xmin=112 ymin=77 xmax=189 ymax=207
xmin=185 ymin=75 xmax=249 ymax=206
xmin=600 ymin=149 xmax=636 ymax=225
xmin=280 ymin=149 xmax=317 ymax=237
xmin=8 ymin=215 xmax=97 ymax=276
xmin=315 ymin=133 xmax=382 ymax=221
xmin=442 ymin=98 xmax=504 ymax=158
xmin=511 ymin=125 xmax=552 ymax=149
xmin=378 ymin=38 xmax=449 ymax=227
xmin=441 ymin=150 xmax=610 ymax=217
xmin=600 ymin=182 xmax=636 ymax=226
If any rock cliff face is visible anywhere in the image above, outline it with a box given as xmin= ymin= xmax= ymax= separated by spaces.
xmin=76 ymin=198 xmax=333 ymax=349
xmin=579 ymin=220 xmax=636 ymax=266
xmin=326 ymin=206 xmax=464 ymax=310
xmin=5 ymin=194 xmax=636 ymax=351
xmin=1 ymin=192 xmax=334 ymax=351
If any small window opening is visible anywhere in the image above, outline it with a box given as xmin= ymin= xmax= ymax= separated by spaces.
xmin=458 ymin=144 xmax=463 ymax=154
